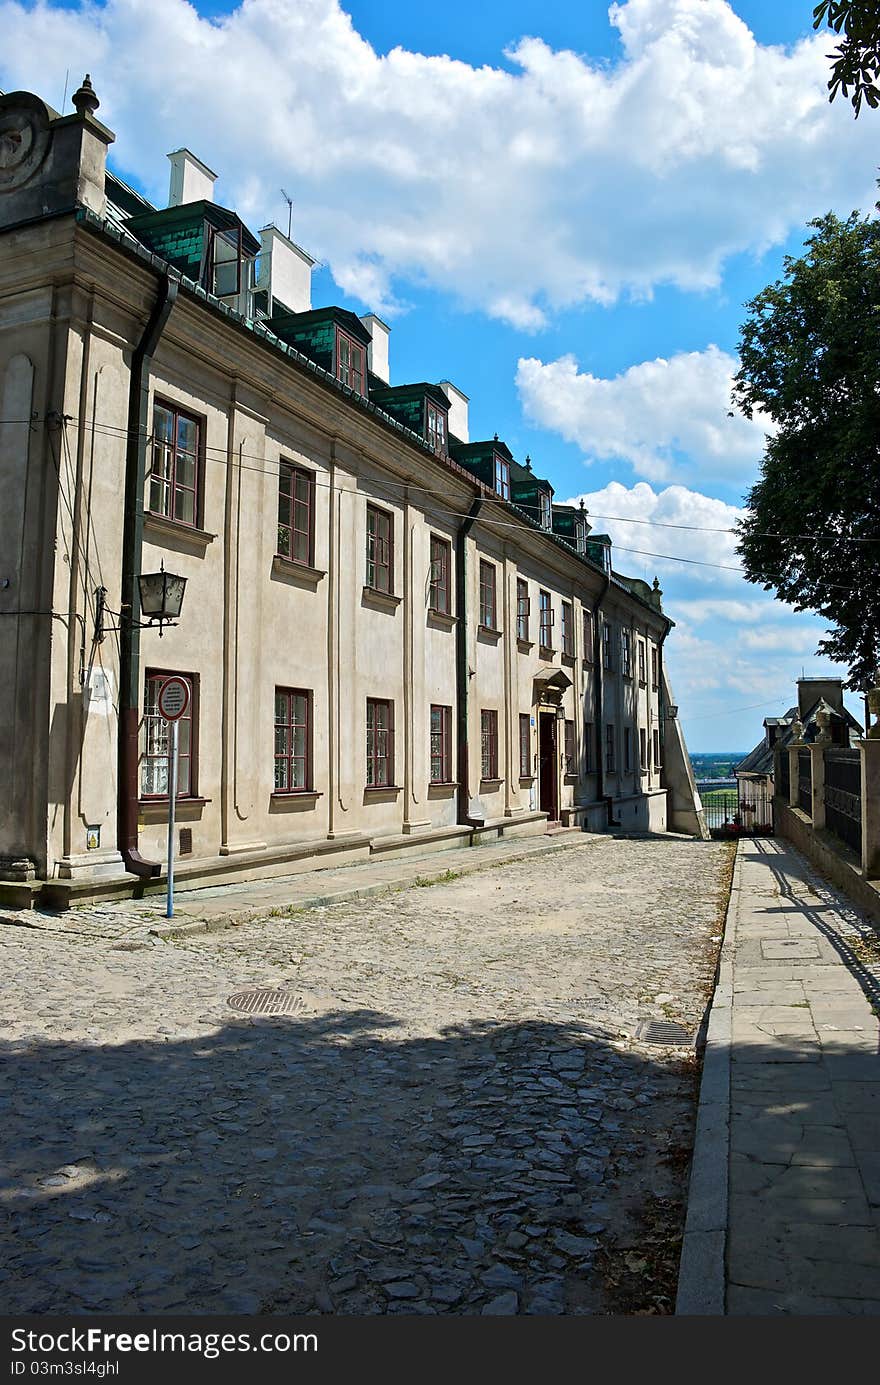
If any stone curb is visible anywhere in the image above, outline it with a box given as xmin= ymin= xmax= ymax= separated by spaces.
xmin=675 ymin=838 xmax=740 ymax=1315
xmin=149 ymin=834 xmax=591 ymax=941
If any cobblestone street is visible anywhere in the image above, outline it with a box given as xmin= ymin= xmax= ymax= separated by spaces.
xmin=1 ymin=835 xmax=733 ymax=1315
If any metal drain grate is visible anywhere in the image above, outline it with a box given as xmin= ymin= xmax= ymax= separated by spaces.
xmin=227 ymin=988 xmax=305 ymax=1016
xmin=635 ymin=1019 xmax=693 ymax=1047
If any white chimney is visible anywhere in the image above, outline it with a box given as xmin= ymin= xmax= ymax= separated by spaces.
xmin=257 ymin=225 xmax=316 ymax=314
xmin=360 ymin=314 xmax=391 ymax=384
xmin=167 ymin=148 xmax=217 ymax=207
xmin=439 ymin=380 xmax=469 ymax=442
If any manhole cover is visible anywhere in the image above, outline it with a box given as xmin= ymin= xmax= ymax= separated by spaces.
xmin=635 ymin=1019 xmax=693 ymax=1047
xmin=227 ymin=988 xmax=305 ymax=1016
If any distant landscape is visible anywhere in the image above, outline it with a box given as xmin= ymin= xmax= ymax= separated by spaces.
xmin=689 ymin=753 xmax=746 ymax=781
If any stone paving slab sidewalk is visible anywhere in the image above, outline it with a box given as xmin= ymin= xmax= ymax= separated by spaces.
xmin=677 ymin=836 xmax=880 ymax=1316
xmin=0 ymin=827 xmax=588 ymax=944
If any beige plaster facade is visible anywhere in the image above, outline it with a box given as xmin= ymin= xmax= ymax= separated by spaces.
xmin=0 ymin=84 xmax=695 ymax=906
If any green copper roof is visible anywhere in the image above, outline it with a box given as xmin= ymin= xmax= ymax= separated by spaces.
xmin=126 ymin=200 xmax=260 ymax=273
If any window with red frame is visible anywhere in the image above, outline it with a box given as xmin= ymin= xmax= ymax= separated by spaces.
xmin=150 ymin=401 xmax=201 ymax=527
xmin=277 ymin=462 xmax=314 ymax=565
xmin=583 ymin=608 xmax=594 ymax=662
xmin=584 ymin=721 xmax=594 ymax=772
xmin=516 ymin=578 xmax=530 ymax=641
xmin=621 ymin=628 xmax=632 ymax=678
xmin=336 ymin=329 xmax=366 ymax=395
xmin=519 ymin=714 xmax=531 ymax=778
xmin=366 ymin=504 xmax=393 ymax=593
xmin=561 ymin=601 xmax=574 ymax=657
xmin=430 ymin=704 xmax=452 ymax=783
xmin=429 ymin=534 xmax=451 ymax=613
xmin=603 ymin=620 xmax=614 ymax=670
xmin=564 ymin=719 xmax=575 ymax=774
xmin=274 ymin=688 xmax=311 ymax=792
xmin=366 ymin=698 xmax=394 ymax=786
xmin=605 ymin=723 xmax=616 ymax=772
xmin=481 ymin=709 xmax=499 ymax=780
xmin=479 ymin=560 xmax=497 ymax=630
xmin=539 ymin=589 xmax=554 ymax=652
xmin=141 ymin=671 xmax=197 ymax=799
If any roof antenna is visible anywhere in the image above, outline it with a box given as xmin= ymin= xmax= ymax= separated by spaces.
xmin=61 ymin=68 xmax=70 ymax=113
xmin=280 ymin=188 xmax=293 ymax=240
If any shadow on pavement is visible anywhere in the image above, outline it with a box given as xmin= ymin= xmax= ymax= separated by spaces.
xmin=0 ymin=1011 xmax=697 ymax=1316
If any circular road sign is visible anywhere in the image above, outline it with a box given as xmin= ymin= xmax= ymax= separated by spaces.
xmin=157 ymin=676 xmax=190 ymax=723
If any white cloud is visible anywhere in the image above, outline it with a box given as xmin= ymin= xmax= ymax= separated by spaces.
xmin=0 ymin=0 xmax=875 ymax=324
xmin=518 ymin=346 xmax=770 ymax=484
xmin=673 ymin=597 xmax=793 ymax=624
xmin=566 ymin=478 xmax=851 ymax=746
xmin=567 ymin=478 xmax=745 ymax=582
xmin=737 ymin=625 xmax=827 ymax=654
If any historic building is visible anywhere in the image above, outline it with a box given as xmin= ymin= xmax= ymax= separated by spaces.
xmin=0 ymin=79 xmax=700 ymax=906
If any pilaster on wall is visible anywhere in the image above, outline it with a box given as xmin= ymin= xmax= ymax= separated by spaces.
xmin=403 ymin=501 xmax=430 ymax=834
xmin=809 ymin=743 xmax=826 ymax=831
xmin=502 ymin=553 xmax=515 ymax=818
xmin=220 ymin=392 xmax=268 ymax=855
xmin=787 ymin=746 xmax=800 ymax=808
xmin=860 ymin=738 xmax=880 ymax=879
xmin=0 ymin=351 xmax=40 ymax=866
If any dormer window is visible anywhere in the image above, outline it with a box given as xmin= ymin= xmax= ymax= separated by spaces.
xmin=204 ymin=224 xmax=243 ymax=299
xmin=576 ymin=519 xmax=588 ymax=554
xmin=127 ymin=204 xmax=259 ymax=310
xmin=539 ymin=490 xmax=551 ymax=529
xmin=426 ymin=400 xmax=448 ymax=454
xmin=494 ymin=456 xmax=510 ymax=500
xmin=336 ymin=328 xmax=366 ymax=395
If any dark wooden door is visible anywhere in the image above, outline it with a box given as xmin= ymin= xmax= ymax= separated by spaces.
xmin=539 ymin=712 xmax=558 ymax=820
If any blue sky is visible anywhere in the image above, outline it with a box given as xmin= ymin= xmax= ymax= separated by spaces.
xmin=2 ymin=0 xmax=874 ymax=751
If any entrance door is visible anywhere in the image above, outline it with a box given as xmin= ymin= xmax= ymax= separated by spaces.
xmin=538 ymin=712 xmax=559 ymax=821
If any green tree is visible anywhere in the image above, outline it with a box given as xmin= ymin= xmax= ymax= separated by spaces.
xmin=733 ymin=210 xmax=880 ymax=689
xmin=814 ymin=1 xmax=880 ymax=115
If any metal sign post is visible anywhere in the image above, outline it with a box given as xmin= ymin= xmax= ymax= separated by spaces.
xmin=166 ymin=719 xmax=179 ymax=919
xmin=156 ymin=676 xmax=190 ymax=921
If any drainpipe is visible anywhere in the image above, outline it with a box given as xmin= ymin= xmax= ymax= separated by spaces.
xmin=456 ymin=496 xmax=483 ymax=826
xmin=593 ymin=563 xmax=612 ymax=825
xmin=118 ymin=271 xmax=178 ymax=877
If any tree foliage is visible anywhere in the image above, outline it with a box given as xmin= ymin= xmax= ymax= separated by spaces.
xmin=733 ymin=210 xmax=880 ymax=689
xmin=814 ymin=1 xmax=880 ymax=115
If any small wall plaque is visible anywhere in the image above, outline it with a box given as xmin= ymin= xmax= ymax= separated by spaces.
xmin=86 ymin=825 xmax=101 ymax=851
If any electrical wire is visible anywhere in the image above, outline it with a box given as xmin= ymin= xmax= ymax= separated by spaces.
xmin=7 ymin=413 xmax=878 ymax=580
xmin=70 ymin=413 xmax=880 ymax=545
xmin=682 ymin=698 xmax=796 ymax=722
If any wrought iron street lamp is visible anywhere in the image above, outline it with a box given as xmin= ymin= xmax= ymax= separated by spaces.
xmin=137 ymin=566 xmax=187 ymax=634
xmin=95 ymin=561 xmax=187 ymax=642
